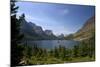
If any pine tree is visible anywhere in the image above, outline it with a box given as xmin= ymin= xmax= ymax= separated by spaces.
xmin=11 ymin=0 xmax=24 ymax=66
xmin=54 ymin=46 xmax=59 ymax=58
xmin=73 ymin=45 xmax=79 ymax=57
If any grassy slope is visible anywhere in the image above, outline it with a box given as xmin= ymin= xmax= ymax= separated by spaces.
xmin=23 ymin=56 xmax=95 ymax=65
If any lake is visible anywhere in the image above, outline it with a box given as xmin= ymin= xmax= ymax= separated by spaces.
xmin=23 ymin=40 xmax=79 ymax=50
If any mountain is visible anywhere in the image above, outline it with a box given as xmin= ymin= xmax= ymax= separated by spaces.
xmin=58 ymin=34 xmax=64 ymax=39
xmin=19 ymin=15 xmax=57 ymax=40
xmin=20 ymin=18 xmax=42 ymax=40
xmin=45 ymin=30 xmax=53 ymax=36
xmin=28 ymin=22 xmax=45 ymax=35
xmin=74 ymin=16 xmax=95 ymax=41
xmin=64 ymin=34 xmax=74 ymax=40
xmin=34 ymin=26 xmax=44 ymax=34
xmin=44 ymin=30 xmax=58 ymax=39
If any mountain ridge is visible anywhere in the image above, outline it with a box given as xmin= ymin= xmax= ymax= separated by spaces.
xmin=73 ymin=16 xmax=95 ymax=41
xmin=20 ymin=15 xmax=58 ymax=40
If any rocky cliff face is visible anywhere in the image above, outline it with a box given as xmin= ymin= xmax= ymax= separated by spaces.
xmin=45 ymin=30 xmax=53 ymax=36
xmin=74 ymin=16 xmax=95 ymax=41
xmin=20 ymin=16 xmax=57 ymax=40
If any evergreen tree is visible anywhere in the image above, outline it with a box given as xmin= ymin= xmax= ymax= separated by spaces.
xmin=54 ymin=46 xmax=59 ymax=58
xmin=49 ymin=49 xmax=54 ymax=57
xmin=61 ymin=46 xmax=66 ymax=60
xmin=11 ymin=0 xmax=24 ymax=66
xmin=73 ymin=45 xmax=79 ymax=57
xmin=80 ymin=42 xmax=88 ymax=57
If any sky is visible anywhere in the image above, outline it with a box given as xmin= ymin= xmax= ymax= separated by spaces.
xmin=16 ymin=2 xmax=95 ymax=35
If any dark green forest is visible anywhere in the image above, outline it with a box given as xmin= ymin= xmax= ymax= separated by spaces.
xmin=11 ymin=0 xmax=95 ymax=66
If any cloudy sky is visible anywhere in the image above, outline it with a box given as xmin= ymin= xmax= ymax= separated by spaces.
xmin=16 ymin=2 xmax=95 ymax=35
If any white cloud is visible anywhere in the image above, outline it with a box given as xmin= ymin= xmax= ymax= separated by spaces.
xmin=58 ymin=9 xmax=69 ymax=16
xmin=63 ymin=9 xmax=69 ymax=14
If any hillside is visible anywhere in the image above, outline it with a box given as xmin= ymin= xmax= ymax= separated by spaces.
xmin=73 ymin=16 xmax=95 ymax=41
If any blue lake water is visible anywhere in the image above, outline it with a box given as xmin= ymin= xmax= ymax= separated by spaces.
xmin=24 ymin=40 xmax=79 ymax=50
